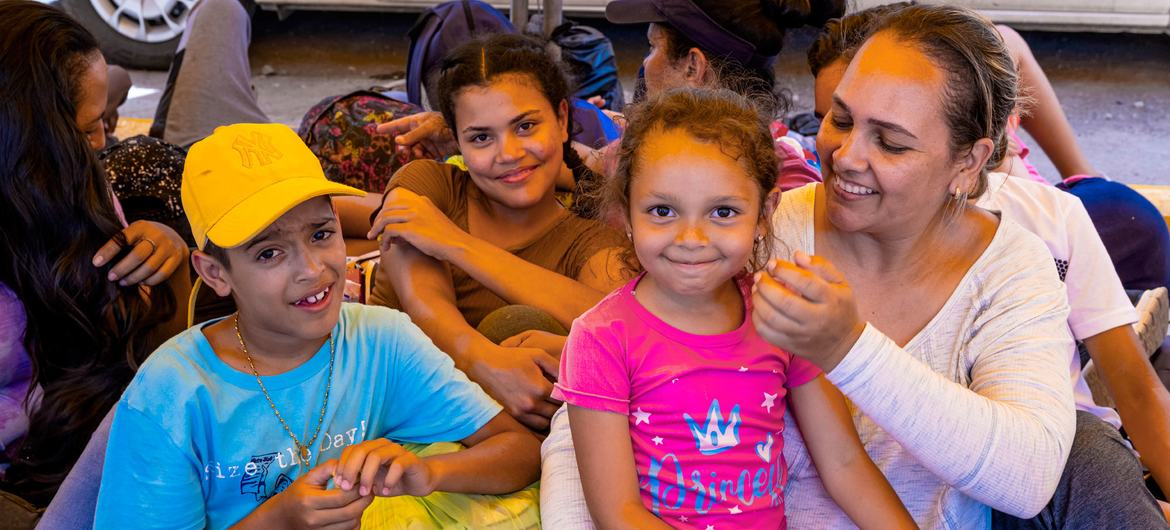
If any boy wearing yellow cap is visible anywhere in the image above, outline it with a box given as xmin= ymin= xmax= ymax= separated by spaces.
xmin=93 ymin=124 xmax=540 ymax=529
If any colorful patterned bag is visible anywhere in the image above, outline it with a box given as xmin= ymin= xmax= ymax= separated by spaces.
xmin=298 ymin=90 xmax=424 ymax=193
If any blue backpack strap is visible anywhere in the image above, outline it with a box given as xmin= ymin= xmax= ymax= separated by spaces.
xmin=570 ymin=98 xmax=620 ymax=149
xmin=406 ymin=5 xmax=446 ymax=106
xmin=552 ymin=20 xmax=625 ymax=111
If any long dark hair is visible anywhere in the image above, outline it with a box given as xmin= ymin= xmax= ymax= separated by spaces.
xmin=433 ymin=33 xmax=597 ymax=204
xmin=0 ymin=0 xmax=174 ymax=505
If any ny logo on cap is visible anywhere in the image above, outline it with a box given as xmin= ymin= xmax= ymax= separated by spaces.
xmin=232 ymin=132 xmax=283 ymax=168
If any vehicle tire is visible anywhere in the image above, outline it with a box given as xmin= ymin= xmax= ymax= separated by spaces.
xmin=60 ymin=0 xmax=197 ymax=70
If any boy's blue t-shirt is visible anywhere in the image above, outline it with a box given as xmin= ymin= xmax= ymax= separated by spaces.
xmin=94 ymin=303 xmax=501 ymax=530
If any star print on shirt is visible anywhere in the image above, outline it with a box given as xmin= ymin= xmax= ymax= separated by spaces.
xmin=652 ymin=436 xmax=664 ymax=446
xmin=706 ymin=525 xmax=716 ymax=530
xmin=738 ymin=366 xmax=748 ymax=372
xmin=679 ymin=515 xmax=689 ymax=523
xmin=761 ymin=392 xmax=778 ymax=413
xmin=729 ymin=505 xmax=743 ymax=515
xmin=633 ymin=407 xmax=651 ymax=425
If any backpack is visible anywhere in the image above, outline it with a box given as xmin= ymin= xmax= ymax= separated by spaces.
xmin=298 ymin=89 xmax=424 ymax=193
xmin=570 ymin=98 xmax=621 ymax=149
xmin=406 ymin=0 xmax=516 ymax=107
xmin=550 ymin=20 xmax=625 ymax=112
xmin=99 ymin=135 xmax=193 ymax=246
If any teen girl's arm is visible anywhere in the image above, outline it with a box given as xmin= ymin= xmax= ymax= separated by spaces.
xmin=371 ymin=187 xmax=626 ymax=328
xmin=567 ymin=405 xmax=674 ymax=530
xmin=789 ymin=376 xmax=916 ymax=529
xmin=1083 ymin=326 xmax=1170 ymax=493
xmin=333 ymin=412 xmax=541 ymax=498
xmin=381 ymin=240 xmax=562 ymax=430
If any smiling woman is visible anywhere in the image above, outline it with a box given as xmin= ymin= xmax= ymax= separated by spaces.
xmin=749 ymin=5 xmax=1085 ymax=528
xmin=366 ymin=33 xmax=628 ymax=433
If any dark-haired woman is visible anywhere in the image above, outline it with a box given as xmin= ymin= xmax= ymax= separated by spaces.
xmin=366 ymin=34 xmax=628 ymax=433
xmin=0 ymin=0 xmax=189 ymax=516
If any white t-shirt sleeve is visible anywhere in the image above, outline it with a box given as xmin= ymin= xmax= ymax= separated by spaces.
xmin=1062 ymin=198 xmax=1138 ymax=339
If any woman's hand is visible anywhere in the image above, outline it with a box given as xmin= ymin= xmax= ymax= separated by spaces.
xmin=368 ymin=188 xmax=469 ymax=261
xmin=752 ymin=251 xmax=866 ymax=372
xmin=92 ymin=220 xmax=189 ymax=287
xmin=375 ymin=111 xmax=458 ymax=160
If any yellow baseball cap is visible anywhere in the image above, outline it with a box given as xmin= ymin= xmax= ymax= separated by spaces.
xmin=181 ymin=123 xmax=365 ymax=250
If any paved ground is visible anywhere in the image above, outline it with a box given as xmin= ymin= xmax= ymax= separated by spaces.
xmin=118 ymin=10 xmax=1170 ymax=185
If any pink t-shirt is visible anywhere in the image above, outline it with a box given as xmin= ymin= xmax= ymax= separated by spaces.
xmin=553 ymin=275 xmax=821 ymax=530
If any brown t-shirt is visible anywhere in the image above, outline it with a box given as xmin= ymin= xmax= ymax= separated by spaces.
xmin=369 ymin=160 xmax=626 ymax=327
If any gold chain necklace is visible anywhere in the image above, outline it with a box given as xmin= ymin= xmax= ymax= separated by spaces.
xmin=234 ymin=313 xmax=334 ymax=464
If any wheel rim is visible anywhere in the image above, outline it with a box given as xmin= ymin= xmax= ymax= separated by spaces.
xmin=87 ymin=0 xmax=200 ymax=43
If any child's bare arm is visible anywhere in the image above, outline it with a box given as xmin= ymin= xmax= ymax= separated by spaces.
xmin=382 ymin=242 xmax=561 ymax=431
xmin=230 ymin=459 xmax=372 ymax=530
xmin=789 ymin=376 xmax=916 ymax=530
xmin=333 ymin=413 xmax=540 ymax=497
xmin=996 ymin=25 xmax=1097 ymax=179
xmin=1082 ymin=326 xmax=1170 ymax=494
xmin=424 ymin=412 xmax=542 ymax=493
xmin=567 ymin=405 xmax=674 ymax=530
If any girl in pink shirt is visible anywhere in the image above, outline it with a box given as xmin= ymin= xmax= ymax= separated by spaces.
xmin=553 ymin=88 xmax=914 ymax=530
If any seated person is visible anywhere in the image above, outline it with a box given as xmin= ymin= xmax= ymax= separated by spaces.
xmin=559 ymin=87 xmax=915 ymax=529
xmin=93 ymin=123 xmax=540 ymax=529
xmin=0 ymin=1 xmax=188 ymax=516
xmin=809 ymin=1 xmax=1170 ymax=505
xmin=366 ymin=34 xmax=628 ymax=432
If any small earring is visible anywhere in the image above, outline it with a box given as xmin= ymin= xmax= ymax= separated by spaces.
xmin=952 ymin=186 xmax=962 ymax=199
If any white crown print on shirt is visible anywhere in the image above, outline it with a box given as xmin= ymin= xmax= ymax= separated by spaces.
xmin=684 ymin=399 xmax=742 ymax=455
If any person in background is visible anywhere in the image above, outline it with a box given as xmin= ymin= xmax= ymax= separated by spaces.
xmin=0 ymin=0 xmax=188 ymax=518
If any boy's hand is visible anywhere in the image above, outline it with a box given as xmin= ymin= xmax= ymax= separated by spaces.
xmin=335 ymin=438 xmax=436 ymax=498
xmin=274 ymin=459 xmax=372 ymax=529
xmin=92 ymin=220 xmax=189 ymax=286
xmin=375 ymin=111 xmax=458 ymax=160
xmin=470 ymin=345 xmax=561 ymax=431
